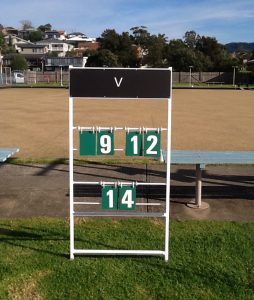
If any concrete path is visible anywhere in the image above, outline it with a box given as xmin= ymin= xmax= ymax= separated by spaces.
xmin=0 ymin=163 xmax=253 ymax=221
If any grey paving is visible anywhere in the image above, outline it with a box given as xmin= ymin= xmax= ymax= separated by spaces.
xmin=0 ymin=163 xmax=253 ymax=221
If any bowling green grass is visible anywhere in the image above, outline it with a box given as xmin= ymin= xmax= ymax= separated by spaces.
xmin=0 ymin=218 xmax=253 ymax=300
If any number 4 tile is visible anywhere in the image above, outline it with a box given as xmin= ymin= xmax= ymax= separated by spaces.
xmin=118 ymin=186 xmax=136 ymax=210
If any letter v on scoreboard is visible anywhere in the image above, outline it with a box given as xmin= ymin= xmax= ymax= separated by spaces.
xmin=114 ymin=77 xmax=123 ymax=87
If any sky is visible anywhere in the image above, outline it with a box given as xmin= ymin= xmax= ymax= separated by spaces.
xmin=0 ymin=0 xmax=253 ymax=44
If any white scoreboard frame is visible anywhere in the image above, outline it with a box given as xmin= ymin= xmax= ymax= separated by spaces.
xmin=69 ymin=67 xmax=172 ymax=261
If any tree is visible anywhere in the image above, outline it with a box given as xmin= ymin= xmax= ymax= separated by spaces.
xmin=165 ymin=39 xmax=207 ymax=71
xmin=146 ymin=34 xmax=168 ymax=67
xmin=29 ymin=31 xmax=42 ymax=42
xmin=47 ymin=51 xmax=59 ymax=58
xmin=183 ymin=30 xmax=200 ymax=48
xmin=251 ymin=49 xmax=254 ymax=60
xmin=65 ymin=50 xmax=77 ymax=57
xmin=0 ymin=35 xmax=16 ymax=55
xmin=38 ymin=24 xmax=52 ymax=32
xmin=196 ymin=36 xmax=234 ymax=71
xmin=117 ymin=31 xmax=138 ymax=67
xmin=20 ymin=20 xmax=33 ymax=30
xmin=0 ymin=32 xmax=5 ymax=50
xmin=130 ymin=26 xmax=150 ymax=47
xmin=100 ymin=29 xmax=138 ymax=67
xmin=10 ymin=54 xmax=28 ymax=70
xmin=86 ymin=49 xmax=119 ymax=67
xmin=100 ymin=29 xmax=120 ymax=53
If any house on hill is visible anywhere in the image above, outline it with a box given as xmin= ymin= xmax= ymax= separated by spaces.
xmin=44 ymin=30 xmax=66 ymax=40
xmin=36 ymin=39 xmax=73 ymax=57
xmin=15 ymin=43 xmax=48 ymax=70
xmin=67 ymin=32 xmax=88 ymax=39
xmin=1 ymin=26 xmax=18 ymax=36
xmin=66 ymin=32 xmax=96 ymax=44
xmin=66 ymin=32 xmax=99 ymax=54
xmin=44 ymin=56 xmax=87 ymax=71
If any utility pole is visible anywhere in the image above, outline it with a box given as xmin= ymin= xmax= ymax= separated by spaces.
xmin=0 ymin=51 xmax=3 ymax=75
xmin=189 ymin=66 xmax=193 ymax=87
xmin=232 ymin=66 xmax=238 ymax=86
xmin=60 ymin=65 xmax=63 ymax=87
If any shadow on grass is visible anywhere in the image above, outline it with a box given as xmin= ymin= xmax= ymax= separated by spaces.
xmin=0 ymin=223 xmax=132 ymax=259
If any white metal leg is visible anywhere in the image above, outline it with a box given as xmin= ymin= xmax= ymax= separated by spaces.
xmin=195 ymin=164 xmax=202 ymax=207
xmin=69 ymin=96 xmax=74 ymax=260
xmin=164 ymin=97 xmax=172 ymax=262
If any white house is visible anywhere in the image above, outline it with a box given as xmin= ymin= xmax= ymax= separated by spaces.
xmin=44 ymin=30 xmax=67 ymax=40
xmin=36 ymin=39 xmax=73 ymax=57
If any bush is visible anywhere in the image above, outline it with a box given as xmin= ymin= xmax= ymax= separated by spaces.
xmin=10 ymin=54 xmax=28 ymax=70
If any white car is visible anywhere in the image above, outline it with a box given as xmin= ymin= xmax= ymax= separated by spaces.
xmin=13 ymin=72 xmax=25 ymax=84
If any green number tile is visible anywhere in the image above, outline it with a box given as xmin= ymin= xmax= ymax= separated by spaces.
xmin=125 ymin=132 xmax=143 ymax=156
xmin=101 ymin=186 xmax=118 ymax=210
xmin=144 ymin=131 xmax=161 ymax=157
xmin=97 ymin=130 xmax=114 ymax=155
xmin=79 ymin=131 xmax=97 ymax=156
xmin=118 ymin=186 xmax=136 ymax=210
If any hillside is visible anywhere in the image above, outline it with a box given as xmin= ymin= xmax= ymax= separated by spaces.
xmin=225 ymin=42 xmax=254 ymax=53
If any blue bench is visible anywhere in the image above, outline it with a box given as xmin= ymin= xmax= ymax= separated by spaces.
xmin=162 ymin=150 xmax=254 ymax=208
xmin=0 ymin=148 xmax=19 ymax=162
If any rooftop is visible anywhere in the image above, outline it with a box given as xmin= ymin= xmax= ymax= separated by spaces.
xmin=17 ymin=43 xmax=46 ymax=48
xmin=37 ymin=38 xmax=68 ymax=44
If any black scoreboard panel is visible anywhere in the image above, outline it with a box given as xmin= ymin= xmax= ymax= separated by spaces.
xmin=70 ymin=68 xmax=171 ymax=98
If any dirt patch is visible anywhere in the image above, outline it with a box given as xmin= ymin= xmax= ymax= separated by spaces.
xmin=8 ymin=270 xmax=50 ymax=300
xmin=0 ymin=88 xmax=253 ymax=158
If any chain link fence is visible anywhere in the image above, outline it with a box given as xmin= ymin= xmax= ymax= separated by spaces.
xmin=0 ymin=70 xmax=253 ymax=87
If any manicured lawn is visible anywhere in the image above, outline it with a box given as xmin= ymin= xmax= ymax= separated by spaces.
xmin=0 ymin=218 xmax=254 ymax=299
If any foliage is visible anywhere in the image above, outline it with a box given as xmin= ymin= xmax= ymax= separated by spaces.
xmin=99 ymin=29 xmax=138 ymax=67
xmin=183 ymin=30 xmax=201 ymax=48
xmin=96 ymin=28 xmax=239 ymax=71
xmin=0 ymin=32 xmax=5 ymax=49
xmin=196 ymin=36 xmax=233 ymax=71
xmin=100 ymin=29 xmax=120 ymax=53
xmin=165 ymin=39 xmax=206 ymax=71
xmin=37 ymin=23 xmax=52 ymax=32
xmin=145 ymin=34 xmax=168 ymax=67
xmin=29 ymin=31 xmax=43 ymax=42
xmin=20 ymin=20 xmax=33 ymax=30
xmin=0 ymin=218 xmax=254 ymax=299
xmin=47 ymin=51 xmax=59 ymax=58
xmin=10 ymin=54 xmax=28 ymax=70
xmin=86 ymin=49 xmax=119 ymax=67
xmin=130 ymin=26 xmax=151 ymax=48
xmin=65 ymin=50 xmax=77 ymax=57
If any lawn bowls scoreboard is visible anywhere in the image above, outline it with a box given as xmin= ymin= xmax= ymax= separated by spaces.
xmin=70 ymin=68 xmax=171 ymax=98
xmin=69 ymin=67 xmax=172 ymax=262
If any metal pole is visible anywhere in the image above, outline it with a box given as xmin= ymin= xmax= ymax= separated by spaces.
xmin=195 ymin=164 xmax=202 ymax=207
xmin=232 ymin=66 xmax=237 ymax=86
xmin=73 ymin=249 xmax=165 ymax=256
xmin=189 ymin=66 xmax=193 ymax=87
xmin=165 ymin=89 xmax=172 ymax=261
xmin=60 ymin=66 xmax=63 ymax=87
xmin=73 ymin=181 xmax=166 ymax=186
xmin=0 ymin=54 xmax=2 ymax=85
xmin=69 ymin=96 xmax=74 ymax=260
xmin=0 ymin=52 xmax=3 ymax=75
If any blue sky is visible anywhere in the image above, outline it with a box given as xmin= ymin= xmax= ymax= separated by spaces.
xmin=1 ymin=0 xmax=253 ymax=44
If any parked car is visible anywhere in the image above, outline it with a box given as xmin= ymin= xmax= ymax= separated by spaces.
xmin=13 ymin=72 xmax=25 ymax=84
